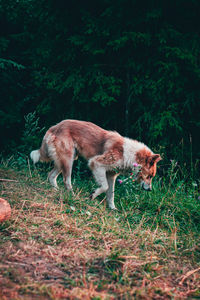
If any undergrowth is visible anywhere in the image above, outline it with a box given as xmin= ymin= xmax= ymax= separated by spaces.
xmin=0 ymin=156 xmax=200 ymax=299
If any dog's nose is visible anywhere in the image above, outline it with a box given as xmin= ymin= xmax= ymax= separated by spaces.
xmin=145 ymin=187 xmax=152 ymax=192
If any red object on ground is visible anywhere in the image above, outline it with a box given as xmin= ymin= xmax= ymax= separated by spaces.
xmin=0 ymin=198 xmax=11 ymax=222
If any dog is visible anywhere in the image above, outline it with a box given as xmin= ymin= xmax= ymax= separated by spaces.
xmin=30 ymin=119 xmax=161 ymax=209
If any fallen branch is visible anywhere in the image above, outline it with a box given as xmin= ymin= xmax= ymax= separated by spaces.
xmin=119 ymin=255 xmax=138 ymax=259
xmin=0 ymin=178 xmax=18 ymax=182
xmin=179 ymin=267 xmax=200 ymax=285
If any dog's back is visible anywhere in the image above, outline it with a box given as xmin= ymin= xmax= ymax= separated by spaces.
xmin=31 ymin=120 xmax=122 ymax=164
xmin=49 ymin=120 xmax=120 ymax=159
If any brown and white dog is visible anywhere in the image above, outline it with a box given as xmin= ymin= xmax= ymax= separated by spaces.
xmin=30 ymin=120 xmax=161 ymax=209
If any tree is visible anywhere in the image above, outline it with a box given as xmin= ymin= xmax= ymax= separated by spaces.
xmin=0 ymin=0 xmax=200 ymax=170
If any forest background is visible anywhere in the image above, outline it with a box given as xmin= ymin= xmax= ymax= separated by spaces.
xmin=0 ymin=0 xmax=200 ymax=175
xmin=1 ymin=2 xmax=200 ymax=298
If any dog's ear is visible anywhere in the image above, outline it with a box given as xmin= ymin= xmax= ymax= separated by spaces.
xmin=149 ymin=154 xmax=162 ymax=165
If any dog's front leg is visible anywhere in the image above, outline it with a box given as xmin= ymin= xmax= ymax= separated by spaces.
xmin=90 ymin=166 xmax=109 ymax=200
xmin=106 ymin=172 xmax=119 ymax=209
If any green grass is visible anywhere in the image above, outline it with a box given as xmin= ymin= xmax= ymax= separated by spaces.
xmin=0 ymin=158 xmax=200 ymax=299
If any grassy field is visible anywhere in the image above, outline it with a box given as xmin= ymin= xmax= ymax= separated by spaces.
xmin=0 ymin=158 xmax=200 ymax=299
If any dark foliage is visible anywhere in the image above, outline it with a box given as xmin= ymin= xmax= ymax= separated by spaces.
xmin=0 ymin=0 xmax=200 ymax=173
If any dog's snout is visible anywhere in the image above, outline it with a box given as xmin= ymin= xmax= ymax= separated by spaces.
xmin=142 ymin=182 xmax=152 ymax=191
xmin=143 ymin=186 xmax=152 ymax=192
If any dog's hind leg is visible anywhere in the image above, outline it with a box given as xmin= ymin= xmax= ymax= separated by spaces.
xmin=106 ymin=172 xmax=119 ymax=209
xmin=61 ymin=153 xmax=75 ymax=192
xmin=48 ymin=166 xmax=61 ymax=189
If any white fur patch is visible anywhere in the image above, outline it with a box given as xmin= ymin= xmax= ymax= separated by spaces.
xmin=30 ymin=150 xmax=40 ymax=164
xmin=123 ymin=138 xmax=152 ymax=168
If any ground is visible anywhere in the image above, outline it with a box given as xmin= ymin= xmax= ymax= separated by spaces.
xmin=0 ymin=166 xmax=200 ymax=299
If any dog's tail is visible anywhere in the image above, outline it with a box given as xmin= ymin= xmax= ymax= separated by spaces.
xmin=30 ymin=134 xmax=53 ymax=164
xmin=30 ymin=149 xmax=41 ymax=164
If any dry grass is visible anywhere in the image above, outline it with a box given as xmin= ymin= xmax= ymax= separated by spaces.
xmin=0 ymin=167 xmax=200 ymax=299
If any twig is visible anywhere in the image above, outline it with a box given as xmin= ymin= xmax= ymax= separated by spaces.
xmin=179 ymin=267 xmax=200 ymax=285
xmin=0 ymin=178 xmax=18 ymax=182
xmin=5 ymin=261 xmax=28 ymax=267
xmin=119 ymin=255 xmax=138 ymax=259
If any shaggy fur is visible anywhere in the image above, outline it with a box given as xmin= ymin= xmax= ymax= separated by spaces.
xmin=30 ymin=120 xmax=161 ymax=209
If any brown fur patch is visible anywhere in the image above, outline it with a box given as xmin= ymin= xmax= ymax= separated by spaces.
xmin=48 ymin=120 xmax=108 ymax=160
xmin=135 ymin=149 xmax=152 ymax=165
xmin=135 ymin=149 xmax=161 ymax=184
xmin=39 ymin=143 xmax=51 ymax=162
xmin=40 ymin=120 xmax=124 ymax=172
xmin=45 ymin=120 xmax=124 ymax=161
xmin=96 ymin=141 xmax=123 ymax=165
xmin=90 ymin=161 xmax=95 ymax=170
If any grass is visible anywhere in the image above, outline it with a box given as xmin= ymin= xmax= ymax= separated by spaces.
xmin=0 ymin=158 xmax=200 ymax=299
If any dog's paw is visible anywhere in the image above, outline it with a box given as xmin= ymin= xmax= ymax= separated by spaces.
xmin=109 ymin=206 xmax=117 ymax=211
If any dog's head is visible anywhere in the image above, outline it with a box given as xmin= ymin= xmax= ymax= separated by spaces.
xmin=135 ymin=149 xmax=161 ymax=191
